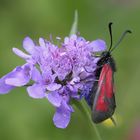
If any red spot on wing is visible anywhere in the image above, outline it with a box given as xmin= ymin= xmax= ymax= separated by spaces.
xmin=96 ymin=64 xmax=114 ymax=111
xmin=105 ymin=64 xmax=113 ymax=98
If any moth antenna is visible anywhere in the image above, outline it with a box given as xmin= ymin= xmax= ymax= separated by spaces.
xmin=108 ymin=22 xmax=113 ymax=52
xmin=110 ymin=116 xmax=117 ymax=126
xmin=111 ymin=30 xmax=132 ymax=52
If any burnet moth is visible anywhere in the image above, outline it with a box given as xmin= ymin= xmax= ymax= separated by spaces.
xmin=90 ymin=23 xmax=131 ymax=124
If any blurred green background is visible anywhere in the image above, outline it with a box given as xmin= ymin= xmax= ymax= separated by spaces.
xmin=0 ymin=0 xmax=140 ymax=140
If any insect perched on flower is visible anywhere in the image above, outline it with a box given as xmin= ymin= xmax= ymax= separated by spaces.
xmin=0 ymin=13 xmax=131 ymax=129
xmin=85 ymin=22 xmax=131 ymax=124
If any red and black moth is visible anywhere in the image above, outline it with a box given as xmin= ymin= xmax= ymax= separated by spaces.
xmin=90 ymin=23 xmax=131 ymax=124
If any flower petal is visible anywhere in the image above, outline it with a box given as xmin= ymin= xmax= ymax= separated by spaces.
xmin=12 ymin=48 xmax=31 ymax=59
xmin=87 ymin=39 xmax=107 ymax=52
xmin=69 ymin=77 xmax=80 ymax=85
xmin=46 ymin=91 xmax=62 ymax=107
xmin=27 ymin=84 xmax=46 ymax=98
xmin=5 ymin=64 xmax=31 ymax=86
xmin=39 ymin=38 xmax=46 ymax=48
xmin=46 ymin=83 xmax=61 ymax=91
xmin=31 ymin=67 xmax=42 ymax=82
xmin=53 ymin=102 xmax=72 ymax=129
xmin=23 ymin=37 xmax=35 ymax=54
xmin=0 ymin=72 xmax=15 ymax=94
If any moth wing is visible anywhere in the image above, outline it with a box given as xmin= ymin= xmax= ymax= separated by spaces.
xmin=92 ymin=64 xmax=116 ymax=123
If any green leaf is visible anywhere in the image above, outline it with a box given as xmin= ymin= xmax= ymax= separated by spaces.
xmin=69 ymin=10 xmax=78 ymax=36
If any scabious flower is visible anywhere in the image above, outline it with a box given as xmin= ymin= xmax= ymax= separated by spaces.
xmin=0 ymin=34 xmax=106 ymax=128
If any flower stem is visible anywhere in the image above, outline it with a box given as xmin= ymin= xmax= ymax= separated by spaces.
xmin=82 ymin=100 xmax=103 ymax=140
xmin=73 ymin=100 xmax=103 ymax=140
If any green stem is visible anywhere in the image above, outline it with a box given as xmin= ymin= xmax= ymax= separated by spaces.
xmin=82 ymin=101 xmax=103 ymax=140
xmin=73 ymin=100 xmax=103 ymax=140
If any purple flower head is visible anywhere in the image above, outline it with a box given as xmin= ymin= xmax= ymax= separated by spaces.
xmin=0 ymin=34 xmax=107 ymax=128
